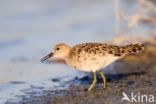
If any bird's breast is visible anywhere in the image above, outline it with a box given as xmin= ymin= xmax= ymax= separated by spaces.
xmin=65 ymin=53 xmax=119 ymax=72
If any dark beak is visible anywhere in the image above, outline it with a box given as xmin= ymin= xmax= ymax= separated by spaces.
xmin=40 ymin=52 xmax=53 ymax=62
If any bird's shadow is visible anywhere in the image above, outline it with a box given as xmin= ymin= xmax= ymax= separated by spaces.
xmin=74 ymin=71 xmax=146 ymax=84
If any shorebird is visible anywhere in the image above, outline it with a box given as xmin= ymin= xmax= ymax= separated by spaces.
xmin=41 ymin=43 xmax=144 ymax=91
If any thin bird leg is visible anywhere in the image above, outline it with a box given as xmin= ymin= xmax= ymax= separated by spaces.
xmin=99 ymin=71 xmax=106 ymax=88
xmin=88 ymin=72 xmax=97 ymax=91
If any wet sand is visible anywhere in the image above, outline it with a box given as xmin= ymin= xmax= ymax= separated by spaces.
xmin=6 ymin=39 xmax=156 ymax=104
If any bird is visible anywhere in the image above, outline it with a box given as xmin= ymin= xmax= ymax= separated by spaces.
xmin=41 ymin=43 xmax=144 ymax=91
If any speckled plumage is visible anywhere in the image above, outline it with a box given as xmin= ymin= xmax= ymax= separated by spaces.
xmin=41 ymin=42 xmax=144 ymax=91
xmin=41 ymin=43 xmax=144 ymax=72
xmin=64 ymin=43 xmax=144 ymax=72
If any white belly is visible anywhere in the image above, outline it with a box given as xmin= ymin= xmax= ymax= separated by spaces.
xmin=66 ymin=54 xmax=120 ymax=72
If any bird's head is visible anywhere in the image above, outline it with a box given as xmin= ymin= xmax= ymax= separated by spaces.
xmin=41 ymin=43 xmax=71 ymax=62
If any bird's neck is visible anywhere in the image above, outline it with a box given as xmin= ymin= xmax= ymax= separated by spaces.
xmin=62 ymin=48 xmax=71 ymax=60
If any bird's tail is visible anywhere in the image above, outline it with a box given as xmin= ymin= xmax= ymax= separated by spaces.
xmin=124 ymin=43 xmax=144 ymax=54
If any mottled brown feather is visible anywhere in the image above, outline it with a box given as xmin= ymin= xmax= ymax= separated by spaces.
xmin=69 ymin=43 xmax=144 ymax=58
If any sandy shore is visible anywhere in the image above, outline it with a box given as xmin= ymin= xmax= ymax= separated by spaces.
xmin=6 ymin=39 xmax=156 ymax=104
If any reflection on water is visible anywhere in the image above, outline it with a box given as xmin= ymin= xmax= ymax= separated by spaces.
xmin=0 ymin=0 xmax=153 ymax=103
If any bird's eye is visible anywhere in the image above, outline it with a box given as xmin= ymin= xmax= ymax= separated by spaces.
xmin=56 ymin=48 xmax=60 ymax=50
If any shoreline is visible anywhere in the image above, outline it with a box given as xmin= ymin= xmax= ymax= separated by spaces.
xmin=6 ymin=39 xmax=156 ymax=104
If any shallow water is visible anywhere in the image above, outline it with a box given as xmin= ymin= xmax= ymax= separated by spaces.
xmin=0 ymin=0 xmax=153 ymax=103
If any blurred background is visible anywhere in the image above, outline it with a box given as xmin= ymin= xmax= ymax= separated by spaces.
xmin=0 ymin=0 xmax=156 ymax=103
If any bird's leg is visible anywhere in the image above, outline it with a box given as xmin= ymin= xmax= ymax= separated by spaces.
xmin=99 ymin=71 xmax=106 ymax=88
xmin=88 ymin=72 xmax=97 ymax=91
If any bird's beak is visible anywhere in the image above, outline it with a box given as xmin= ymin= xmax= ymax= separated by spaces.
xmin=41 ymin=52 xmax=53 ymax=62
